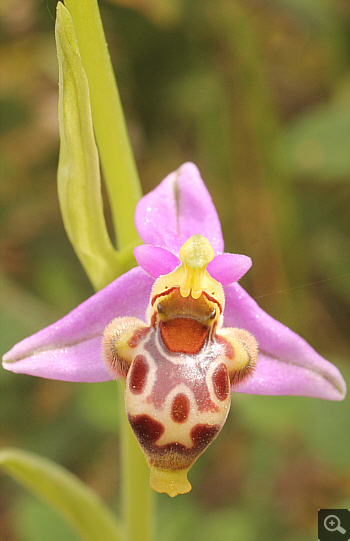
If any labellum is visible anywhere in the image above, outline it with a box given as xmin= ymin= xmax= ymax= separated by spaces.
xmin=103 ymin=235 xmax=258 ymax=496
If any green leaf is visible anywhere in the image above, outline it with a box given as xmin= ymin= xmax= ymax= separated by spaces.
xmin=0 ymin=448 xmax=123 ymax=541
xmin=55 ymin=3 xmax=127 ymax=291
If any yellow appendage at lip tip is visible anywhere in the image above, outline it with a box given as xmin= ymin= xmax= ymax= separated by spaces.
xmin=150 ymin=466 xmax=192 ymax=497
xmin=178 ymin=235 xmax=215 ymax=299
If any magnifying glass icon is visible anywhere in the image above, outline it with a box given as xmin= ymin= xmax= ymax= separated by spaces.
xmin=324 ymin=515 xmax=346 ymax=534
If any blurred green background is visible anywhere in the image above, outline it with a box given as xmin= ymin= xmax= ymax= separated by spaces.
xmin=0 ymin=0 xmax=349 ymax=539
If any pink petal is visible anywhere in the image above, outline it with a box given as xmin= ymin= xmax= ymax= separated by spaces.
xmin=135 ymin=163 xmax=224 ymax=254
xmin=224 ymin=283 xmax=346 ymax=400
xmin=2 ymin=268 xmax=153 ymax=382
xmin=134 ymin=245 xmax=180 ymax=278
xmin=207 ymin=253 xmax=252 ymax=285
xmin=5 ymin=336 xmax=110 ymax=383
xmin=234 ymin=353 xmax=344 ymax=401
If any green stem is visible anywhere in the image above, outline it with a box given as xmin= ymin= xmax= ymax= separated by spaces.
xmin=118 ymin=382 xmax=155 ymax=541
xmin=64 ymin=0 xmax=142 ymax=250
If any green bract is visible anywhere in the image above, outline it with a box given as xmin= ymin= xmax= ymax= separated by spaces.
xmin=56 ymin=3 xmax=141 ymax=291
xmin=56 ymin=3 xmax=122 ymax=290
xmin=64 ymin=0 xmax=142 ymax=249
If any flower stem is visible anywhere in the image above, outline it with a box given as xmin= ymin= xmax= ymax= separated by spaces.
xmin=64 ymin=0 xmax=142 ymax=250
xmin=118 ymin=382 xmax=155 ymax=541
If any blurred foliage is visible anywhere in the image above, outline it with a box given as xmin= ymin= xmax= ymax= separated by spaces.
xmin=0 ymin=0 xmax=349 ymax=540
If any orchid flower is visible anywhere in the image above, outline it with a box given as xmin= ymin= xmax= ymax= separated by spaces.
xmin=2 ymin=163 xmax=346 ymax=497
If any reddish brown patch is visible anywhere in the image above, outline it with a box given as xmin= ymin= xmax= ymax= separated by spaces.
xmin=160 ymin=318 xmax=209 ymax=354
xmin=128 ymin=414 xmax=164 ymax=445
xmin=171 ymin=393 xmax=190 ymax=423
xmin=212 ymin=363 xmax=229 ymax=401
xmin=129 ymin=355 xmax=149 ymax=394
xmin=215 ymin=335 xmax=234 ymax=359
xmin=190 ymin=424 xmax=220 ymax=451
xmin=128 ymin=413 xmax=221 ymax=471
xmin=150 ymin=312 xmax=157 ymax=328
xmin=128 ymin=327 xmax=149 ymax=348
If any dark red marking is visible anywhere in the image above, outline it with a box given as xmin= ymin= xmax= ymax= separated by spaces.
xmin=128 ymin=414 xmax=221 ymax=470
xmin=152 ymin=287 xmax=222 ymax=312
xmin=129 ymin=355 xmax=149 ymax=394
xmin=212 ymin=363 xmax=229 ymax=401
xmin=202 ymin=291 xmax=223 ymax=313
xmin=171 ymin=393 xmax=190 ymax=423
xmin=128 ymin=327 xmax=149 ymax=348
xmin=190 ymin=424 xmax=220 ymax=451
xmin=151 ymin=287 xmax=177 ymax=306
xmin=160 ymin=318 xmax=209 ymax=354
xmin=128 ymin=414 xmax=164 ymax=445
